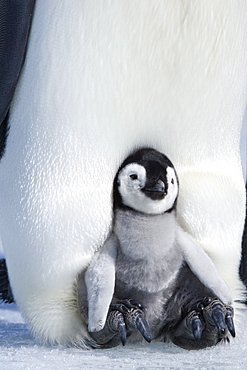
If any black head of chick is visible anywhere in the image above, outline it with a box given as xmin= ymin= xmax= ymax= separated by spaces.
xmin=113 ymin=148 xmax=179 ymax=215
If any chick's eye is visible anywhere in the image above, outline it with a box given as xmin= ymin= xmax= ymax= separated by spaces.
xmin=171 ymin=178 xmax=174 ymax=184
xmin=129 ymin=174 xmax=138 ymax=180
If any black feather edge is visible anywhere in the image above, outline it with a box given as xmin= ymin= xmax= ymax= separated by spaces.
xmin=0 ymin=259 xmax=14 ymax=303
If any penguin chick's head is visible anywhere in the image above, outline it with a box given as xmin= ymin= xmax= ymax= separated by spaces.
xmin=114 ymin=148 xmax=179 ymax=215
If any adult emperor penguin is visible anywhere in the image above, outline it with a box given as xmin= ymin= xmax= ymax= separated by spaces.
xmin=0 ymin=1 xmax=247 ymax=349
xmin=79 ymin=148 xmax=235 ymax=349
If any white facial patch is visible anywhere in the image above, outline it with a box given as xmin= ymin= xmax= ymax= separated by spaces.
xmin=165 ymin=167 xmax=179 ymax=210
xmin=118 ymin=163 xmax=147 ymax=209
xmin=118 ymin=163 xmax=178 ymax=214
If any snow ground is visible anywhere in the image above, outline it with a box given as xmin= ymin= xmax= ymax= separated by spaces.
xmin=0 ymin=303 xmax=247 ymax=370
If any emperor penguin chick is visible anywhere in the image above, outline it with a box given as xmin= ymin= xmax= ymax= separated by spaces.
xmin=80 ymin=148 xmax=234 ymax=348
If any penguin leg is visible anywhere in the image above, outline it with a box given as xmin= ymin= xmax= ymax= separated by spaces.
xmin=164 ymin=265 xmax=236 ymax=350
xmin=89 ymin=299 xmax=151 ymax=347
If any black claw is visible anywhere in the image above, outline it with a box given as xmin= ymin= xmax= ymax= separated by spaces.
xmin=136 ymin=314 xmax=151 ymax=343
xmin=172 ymin=297 xmax=236 ymax=349
xmin=212 ymin=307 xmax=226 ymax=335
xmin=109 ymin=300 xmax=150 ymax=345
xmin=191 ymin=315 xmax=202 ymax=340
xmin=225 ymin=310 xmax=236 ymax=338
xmin=118 ymin=322 xmax=127 ymax=346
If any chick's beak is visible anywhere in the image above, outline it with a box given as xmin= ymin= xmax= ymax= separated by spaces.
xmin=141 ymin=180 xmax=166 ymax=200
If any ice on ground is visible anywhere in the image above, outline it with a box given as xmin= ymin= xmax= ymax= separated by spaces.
xmin=0 ymin=303 xmax=247 ymax=370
